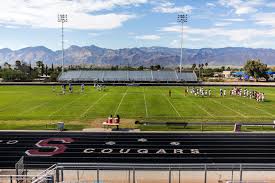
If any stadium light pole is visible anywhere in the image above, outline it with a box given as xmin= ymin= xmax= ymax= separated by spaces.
xmin=58 ymin=14 xmax=68 ymax=74
xmin=177 ymin=14 xmax=188 ymax=73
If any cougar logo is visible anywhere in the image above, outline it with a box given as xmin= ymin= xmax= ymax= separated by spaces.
xmin=25 ymin=138 xmax=74 ymax=157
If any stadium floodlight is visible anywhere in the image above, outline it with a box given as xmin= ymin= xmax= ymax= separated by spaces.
xmin=177 ymin=14 xmax=188 ymax=73
xmin=58 ymin=14 xmax=68 ymax=73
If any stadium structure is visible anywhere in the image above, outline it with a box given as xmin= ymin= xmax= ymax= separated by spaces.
xmin=58 ymin=70 xmax=198 ymax=82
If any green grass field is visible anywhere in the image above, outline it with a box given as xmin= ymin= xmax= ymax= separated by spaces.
xmin=0 ymin=85 xmax=274 ymax=130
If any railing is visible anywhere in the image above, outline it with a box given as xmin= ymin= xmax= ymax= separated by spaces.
xmin=0 ymin=175 xmax=38 ymax=183
xmin=54 ymin=163 xmax=275 ymax=183
xmin=31 ymin=164 xmax=57 ymax=183
xmin=3 ymin=163 xmax=275 ymax=183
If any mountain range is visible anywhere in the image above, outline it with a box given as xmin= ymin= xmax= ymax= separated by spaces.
xmin=0 ymin=45 xmax=275 ymax=67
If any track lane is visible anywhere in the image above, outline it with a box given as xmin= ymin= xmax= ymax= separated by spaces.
xmin=1 ymin=132 xmax=275 ymax=168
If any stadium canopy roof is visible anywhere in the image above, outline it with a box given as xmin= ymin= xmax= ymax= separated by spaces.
xmin=233 ymin=71 xmax=275 ymax=77
xmin=58 ymin=70 xmax=197 ymax=82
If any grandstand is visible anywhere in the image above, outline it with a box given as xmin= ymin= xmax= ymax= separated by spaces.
xmin=58 ymin=70 xmax=198 ymax=82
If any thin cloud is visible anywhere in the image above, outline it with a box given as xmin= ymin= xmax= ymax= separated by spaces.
xmin=215 ymin=22 xmax=232 ymax=27
xmin=206 ymin=3 xmax=216 ymax=8
xmin=160 ymin=24 xmax=275 ymax=43
xmin=253 ymin=12 xmax=275 ymax=27
xmin=0 ymin=0 xmax=147 ymax=30
xmin=218 ymin=0 xmax=265 ymax=15
xmin=135 ymin=35 xmax=161 ymax=40
xmin=223 ymin=18 xmax=245 ymax=22
xmin=153 ymin=2 xmax=193 ymax=14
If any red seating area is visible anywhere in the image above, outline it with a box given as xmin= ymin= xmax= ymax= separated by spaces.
xmin=102 ymin=116 xmax=120 ymax=129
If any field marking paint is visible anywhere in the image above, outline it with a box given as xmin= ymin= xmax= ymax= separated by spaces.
xmin=80 ymin=93 xmax=108 ymax=117
xmin=19 ymin=102 xmax=49 ymax=115
xmin=143 ymin=88 xmax=149 ymax=117
xmin=48 ymin=95 xmax=85 ymax=117
xmin=165 ymin=96 xmax=182 ymax=118
xmin=230 ymin=98 xmax=274 ymax=117
xmin=194 ymin=103 xmax=214 ymax=117
xmin=211 ymin=99 xmax=247 ymax=118
xmin=159 ymin=89 xmax=182 ymax=118
xmin=174 ymin=90 xmax=214 ymax=117
xmin=114 ymin=88 xmax=128 ymax=115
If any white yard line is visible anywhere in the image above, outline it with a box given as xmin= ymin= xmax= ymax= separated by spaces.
xmin=20 ymin=102 xmax=49 ymax=115
xmin=195 ymin=104 xmax=214 ymax=117
xmin=174 ymin=90 xmax=214 ymax=117
xmin=211 ymin=99 xmax=247 ymax=118
xmin=48 ymin=95 xmax=84 ymax=117
xmin=230 ymin=98 xmax=274 ymax=117
xmin=114 ymin=88 xmax=128 ymax=115
xmin=163 ymin=94 xmax=182 ymax=118
xmin=143 ymin=88 xmax=149 ymax=117
xmin=80 ymin=93 xmax=108 ymax=117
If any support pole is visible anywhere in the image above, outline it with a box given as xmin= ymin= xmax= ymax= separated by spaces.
xmin=179 ymin=169 xmax=181 ymax=183
xmin=133 ymin=168 xmax=135 ymax=183
xmin=240 ymin=164 xmax=243 ymax=182
xmin=56 ymin=168 xmax=60 ymax=183
xmin=97 ymin=168 xmax=99 ymax=183
xmin=128 ymin=169 xmax=131 ymax=183
xmin=77 ymin=169 xmax=79 ymax=182
xmin=61 ymin=167 xmax=64 ymax=182
xmin=169 ymin=166 xmax=171 ymax=183
xmin=231 ymin=165 xmax=234 ymax=182
xmin=204 ymin=164 xmax=207 ymax=183
xmin=177 ymin=14 xmax=188 ymax=73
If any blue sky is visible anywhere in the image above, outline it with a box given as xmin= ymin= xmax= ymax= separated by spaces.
xmin=1 ymin=0 xmax=275 ymax=50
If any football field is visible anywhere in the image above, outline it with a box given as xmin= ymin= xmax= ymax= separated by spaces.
xmin=0 ymin=85 xmax=274 ymax=130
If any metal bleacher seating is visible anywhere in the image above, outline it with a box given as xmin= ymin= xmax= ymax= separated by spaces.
xmin=152 ymin=71 xmax=178 ymax=81
xmin=129 ymin=71 xmax=152 ymax=81
xmin=104 ymin=71 xmax=128 ymax=81
xmin=58 ymin=70 xmax=197 ymax=82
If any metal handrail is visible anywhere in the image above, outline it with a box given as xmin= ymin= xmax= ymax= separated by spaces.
xmin=31 ymin=164 xmax=57 ymax=183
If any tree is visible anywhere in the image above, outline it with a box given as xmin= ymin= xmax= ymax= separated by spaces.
xmin=244 ymin=59 xmax=269 ymax=81
xmin=36 ymin=61 xmax=43 ymax=68
xmin=50 ymin=71 xmax=59 ymax=82
xmin=15 ymin=60 xmax=21 ymax=69
xmin=205 ymin=62 xmax=208 ymax=67
xmin=45 ymin=65 xmax=48 ymax=76
xmin=191 ymin=64 xmax=196 ymax=70
xmin=155 ymin=65 xmax=161 ymax=70
xmin=3 ymin=62 xmax=11 ymax=69
xmin=41 ymin=64 xmax=45 ymax=75
xmin=138 ymin=66 xmax=144 ymax=70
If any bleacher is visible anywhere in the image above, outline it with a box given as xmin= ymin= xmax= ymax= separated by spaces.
xmin=58 ymin=70 xmax=197 ymax=82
